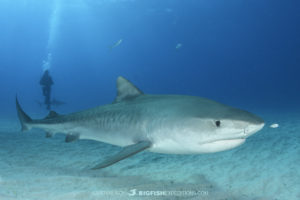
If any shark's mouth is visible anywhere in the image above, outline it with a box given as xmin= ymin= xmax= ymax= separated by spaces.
xmin=213 ymin=138 xmax=246 ymax=144
xmin=197 ymin=138 xmax=246 ymax=153
xmin=198 ymin=135 xmax=246 ymax=145
xmin=214 ymin=137 xmax=246 ymax=143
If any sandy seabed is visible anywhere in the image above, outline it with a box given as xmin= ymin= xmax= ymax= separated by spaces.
xmin=0 ymin=112 xmax=299 ymax=200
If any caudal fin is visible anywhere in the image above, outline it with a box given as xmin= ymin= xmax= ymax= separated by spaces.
xmin=16 ymin=97 xmax=32 ymax=131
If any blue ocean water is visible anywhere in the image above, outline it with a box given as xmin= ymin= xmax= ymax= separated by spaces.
xmin=0 ymin=0 xmax=299 ymax=200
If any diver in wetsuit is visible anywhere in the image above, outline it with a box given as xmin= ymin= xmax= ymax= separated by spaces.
xmin=39 ymin=70 xmax=54 ymax=110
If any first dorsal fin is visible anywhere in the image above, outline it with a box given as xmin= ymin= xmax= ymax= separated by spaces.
xmin=115 ymin=76 xmax=144 ymax=102
xmin=45 ymin=111 xmax=60 ymax=119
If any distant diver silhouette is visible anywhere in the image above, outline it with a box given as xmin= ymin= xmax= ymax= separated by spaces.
xmin=40 ymin=70 xmax=54 ymax=110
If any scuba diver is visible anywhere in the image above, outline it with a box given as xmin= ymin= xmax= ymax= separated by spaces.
xmin=39 ymin=70 xmax=54 ymax=110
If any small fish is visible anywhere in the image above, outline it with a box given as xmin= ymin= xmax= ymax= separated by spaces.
xmin=270 ymin=123 xmax=279 ymax=128
xmin=110 ymin=39 xmax=123 ymax=49
xmin=175 ymin=43 xmax=182 ymax=50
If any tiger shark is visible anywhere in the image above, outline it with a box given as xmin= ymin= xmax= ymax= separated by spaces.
xmin=16 ymin=76 xmax=264 ymax=169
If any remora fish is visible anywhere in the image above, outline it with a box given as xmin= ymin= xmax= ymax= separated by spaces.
xmin=16 ymin=76 xmax=264 ymax=169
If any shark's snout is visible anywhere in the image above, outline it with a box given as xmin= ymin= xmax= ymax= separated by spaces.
xmin=228 ymin=108 xmax=264 ymax=138
xmin=244 ymin=122 xmax=265 ymax=137
xmin=242 ymin=110 xmax=265 ymax=137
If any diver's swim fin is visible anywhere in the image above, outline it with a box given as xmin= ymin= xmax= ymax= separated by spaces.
xmin=92 ymin=141 xmax=152 ymax=169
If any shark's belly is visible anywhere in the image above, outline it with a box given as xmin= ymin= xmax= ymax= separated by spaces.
xmin=149 ymin=138 xmax=246 ymax=154
xmin=147 ymin=128 xmax=247 ymax=154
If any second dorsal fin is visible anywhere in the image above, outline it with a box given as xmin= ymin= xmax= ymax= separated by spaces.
xmin=115 ymin=76 xmax=144 ymax=102
xmin=45 ymin=111 xmax=60 ymax=119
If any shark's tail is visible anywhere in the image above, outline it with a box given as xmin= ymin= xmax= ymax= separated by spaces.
xmin=16 ymin=97 xmax=32 ymax=131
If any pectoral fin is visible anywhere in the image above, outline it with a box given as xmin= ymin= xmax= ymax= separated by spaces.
xmin=92 ymin=141 xmax=152 ymax=169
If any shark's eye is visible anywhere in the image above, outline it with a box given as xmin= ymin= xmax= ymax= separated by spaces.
xmin=215 ymin=120 xmax=221 ymax=127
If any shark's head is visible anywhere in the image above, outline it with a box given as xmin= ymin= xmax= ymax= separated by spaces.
xmin=191 ymin=108 xmax=264 ymax=153
xmin=150 ymin=96 xmax=264 ymax=154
